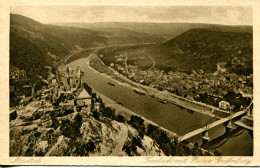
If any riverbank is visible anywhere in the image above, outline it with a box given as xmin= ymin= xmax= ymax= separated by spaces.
xmin=65 ymin=50 xmax=253 ymax=156
xmin=64 ymin=55 xmax=216 ymax=156
xmin=88 ymin=53 xmax=228 ymax=119
xmin=93 ymin=88 xmax=178 ymax=139
xmin=58 ymin=50 xmax=177 ymax=138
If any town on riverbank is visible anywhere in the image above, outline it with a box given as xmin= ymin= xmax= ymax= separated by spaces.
xmin=10 ymin=56 xmax=221 ymax=156
xmin=97 ymin=49 xmax=253 ymax=111
xmin=7 ymin=6 xmax=255 ymax=161
xmin=9 ymin=44 xmax=253 ymax=156
xmin=88 ymin=51 xmax=253 ymax=124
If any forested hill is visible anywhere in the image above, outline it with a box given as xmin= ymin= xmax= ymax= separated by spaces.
xmin=164 ymin=28 xmax=252 ymax=47
xmin=55 ymin=21 xmax=252 ymax=40
xmin=10 ymin=14 xmax=164 ymax=78
xmin=10 ymin=13 xmax=253 ymax=78
xmin=147 ymin=27 xmax=253 ymax=74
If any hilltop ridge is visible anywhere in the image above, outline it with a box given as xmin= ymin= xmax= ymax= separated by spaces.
xmin=10 ymin=14 xmax=164 ymax=78
xmin=99 ymin=26 xmax=252 ymax=74
xmin=54 ymin=21 xmax=252 ymax=39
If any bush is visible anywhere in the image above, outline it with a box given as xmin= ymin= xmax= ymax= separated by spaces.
xmin=60 ymin=114 xmax=82 ymax=138
xmin=122 ymin=144 xmax=132 ymax=156
xmin=115 ymin=114 xmax=125 ymax=123
xmin=102 ymin=107 xmax=116 ymax=119
xmin=122 ymin=140 xmax=138 ymax=156
xmin=146 ymin=124 xmax=160 ymax=138
xmin=145 ymin=124 xmax=184 ymax=156
xmin=159 ymin=130 xmax=171 ymax=144
xmin=128 ymin=115 xmax=145 ymax=139
xmin=86 ymin=140 xmax=96 ymax=152
xmin=93 ymin=111 xmax=100 ymax=121
xmin=68 ymin=137 xmax=90 ymax=156
xmin=160 ymin=142 xmax=176 ymax=156
xmin=132 ymin=137 xmax=144 ymax=150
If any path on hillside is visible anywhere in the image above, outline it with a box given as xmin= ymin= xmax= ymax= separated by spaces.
xmin=110 ymin=124 xmax=128 ymax=156
xmin=46 ymin=135 xmax=64 ymax=156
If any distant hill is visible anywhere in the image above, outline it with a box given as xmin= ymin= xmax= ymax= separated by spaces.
xmin=10 ymin=14 xmax=164 ymax=78
xmin=10 ymin=14 xmax=253 ymax=78
xmin=152 ymin=28 xmax=253 ymax=74
xmin=99 ymin=27 xmax=253 ymax=75
xmin=164 ymin=28 xmax=252 ymax=47
xmin=90 ymin=28 xmax=164 ymax=45
xmin=54 ymin=22 xmax=252 ymax=40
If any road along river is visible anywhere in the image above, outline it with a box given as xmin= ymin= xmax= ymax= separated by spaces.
xmin=66 ymin=51 xmax=253 ymax=156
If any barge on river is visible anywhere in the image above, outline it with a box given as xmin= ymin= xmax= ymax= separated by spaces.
xmin=108 ymin=82 xmax=115 ymax=86
xmin=133 ymin=88 xmax=146 ymax=95
xmin=157 ymin=98 xmax=167 ymax=104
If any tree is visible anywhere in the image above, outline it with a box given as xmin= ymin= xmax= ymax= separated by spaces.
xmin=159 ymin=131 xmax=170 ymax=144
xmin=93 ymin=111 xmax=100 ymax=121
xmin=60 ymin=114 xmax=82 ymax=138
xmin=102 ymin=107 xmax=116 ymax=119
xmin=128 ymin=115 xmax=145 ymax=139
xmin=146 ymin=124 xmax=159 ymax=138
xmin=115 ymin=114 xmax=125 ymax=123
xmin=86 ymin=140 xmax=96 ymax=152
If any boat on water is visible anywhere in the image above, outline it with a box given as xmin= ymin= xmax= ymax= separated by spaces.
xmin=108 ymin=82 xmax=115 ymax=86
xmin=157 ymin=98 xmax=167 ymax=104
xmin=175 ymin=104 xmax=185 ymax=109
xmin=133 ymin=88 xmax=146 ymax=95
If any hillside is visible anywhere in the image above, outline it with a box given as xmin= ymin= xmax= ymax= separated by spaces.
xmin=10 ymin=33 xmax=51 ymax=77
xmin=91 ymin=28 xmax=163 ymax=45
xmin=54 ymin=22 xmax=252 ymax=40
xmin=9 ymin=100 xmax=164 ymax=156
xmin=151 ymin=28 xmax=253 ymax=74
xmin=10 ymin=14 xmax=75 ymax=78
xmin=99 ymin=27 xmax=253 ymax=74
xmin=10 ymin=14 xmax=165 ymax=79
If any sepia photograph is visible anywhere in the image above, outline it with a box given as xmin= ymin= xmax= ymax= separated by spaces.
xmin=1 ymin=0 xmax=259 ymax=165
xmin=8 ymin=5 xmax=254 ymax=157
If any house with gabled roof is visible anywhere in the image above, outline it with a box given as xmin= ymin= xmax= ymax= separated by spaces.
xmin=74 ymin=83 xmax=93 ymax=110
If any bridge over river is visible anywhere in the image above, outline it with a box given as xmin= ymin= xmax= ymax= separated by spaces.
xmin=179 ymin=102 xmax=253 ymax=142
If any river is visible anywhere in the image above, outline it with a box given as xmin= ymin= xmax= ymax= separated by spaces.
xmin=66 ymin=52 xmax=253 ymax=156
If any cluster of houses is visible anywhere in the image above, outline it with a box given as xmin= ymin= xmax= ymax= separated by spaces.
xmin=35 ymin=65 xmax=102 ymax=113
xmin=104 ymin=54 xmax=253 ymax=111
xmin=128 ymin=66 xmax=251 ymax=98
xmin=109 ymin=53 xmax=130 ymax=75
xmin=14 ymin=62 xmax=103 ymax=116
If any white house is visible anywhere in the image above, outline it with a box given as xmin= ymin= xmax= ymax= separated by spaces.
xmin=75 ymin=86 xmax=92 ymax=108
xmin=219 ymin=101 xmax=230 ymax=110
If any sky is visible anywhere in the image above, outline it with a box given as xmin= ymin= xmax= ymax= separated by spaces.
xmin=10 ymin=6 xmax=252 ymax=25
